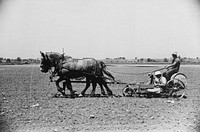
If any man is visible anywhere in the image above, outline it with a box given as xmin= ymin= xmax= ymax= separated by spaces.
xmin=163 ymin=52 xmax=181 ymax=81
xmin=147 ymin=71 xmax=167 ymax=94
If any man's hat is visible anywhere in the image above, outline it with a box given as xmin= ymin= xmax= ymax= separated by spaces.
xmin=172 ymin=52 xmax=177 ymax=56
xmin=155 ymin=71 xmax=162 ymax=76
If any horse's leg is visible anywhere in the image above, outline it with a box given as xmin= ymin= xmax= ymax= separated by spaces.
xmin=98 ymin=83 xmax=106 ymax=95
xmin=65 ymin=79 xmax=75 ymax=98
xmin=90 ymin=79 xmax=97 ymax=97
xmin=80 ymin=77 xmax=91 ymax=96
xmin=55 ymin=78 xmax=65 ymax=96
xmin=62 ymin=81 xmax=67 ymax=97
xmin=98 ymin=78 xmax=113 ymax=96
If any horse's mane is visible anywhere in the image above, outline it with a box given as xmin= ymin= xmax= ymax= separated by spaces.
xmin=46 ymin=52 xmax=62 ymax=57
xmin=45 ymin=52 xmax=74 ymax=63
xmin=45 ymin=52 xmax=97 ymax=64
xmin=64 ymin=55 xmax=72 ymax=60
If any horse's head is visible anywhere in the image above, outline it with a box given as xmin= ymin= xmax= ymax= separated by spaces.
xmin=40 ymin=51 xmax=52 ymax=73
xmin=40 ymin=51 xmax=66 ymax=73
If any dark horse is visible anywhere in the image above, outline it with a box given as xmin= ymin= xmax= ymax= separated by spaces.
xmin=40 ymin=51 xmax=115 ymax=98
xmin=50 ymin=60 xmax=113 ymax=96
xmin=78 ymin=60 xmax=114 ymax=97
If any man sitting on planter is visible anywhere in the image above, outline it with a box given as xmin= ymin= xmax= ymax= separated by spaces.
xmin=147 ymin=71 xmax=167 ymax=94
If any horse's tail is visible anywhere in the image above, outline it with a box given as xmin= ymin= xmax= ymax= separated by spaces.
xmin=99 ymin=61 xmax=115 ymax=81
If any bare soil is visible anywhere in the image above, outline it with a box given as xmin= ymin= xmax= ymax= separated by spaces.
xmin=0 ymin=64 xmax=200 ymax=132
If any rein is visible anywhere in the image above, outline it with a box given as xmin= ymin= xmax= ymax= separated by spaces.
xmin=107 ymin=67 xmax=167 ymax=76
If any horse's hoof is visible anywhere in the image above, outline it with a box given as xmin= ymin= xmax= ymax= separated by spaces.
xmin=52 ymin=93 xmax=61 ymax=98
xmin=90 ymin=94 xmax=96 ymax=97
xmin=90 ymin=91 xmax=96 ymax=97
xmin=78 ymin=94 xmax=84 ymax=97
xmin=62 ymin=95 xmax=67 ymax=98
xmin=58 ymin=94 xmax=66 ymax=98
xmin=101 ymin=92 xmax=106 ymax=96
xmin=70 ymin=95 xmax=75 ymax=99
xmin=73 ymin=90 xmax=77 ymax=94
xmin=108 ymin=95 xmax=114 ymax=98
xmin=107 ymin=92 xmax=113 ymax=96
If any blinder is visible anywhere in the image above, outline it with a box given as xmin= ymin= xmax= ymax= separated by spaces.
xmin=40 ymin=56 xmax=52 ymax=73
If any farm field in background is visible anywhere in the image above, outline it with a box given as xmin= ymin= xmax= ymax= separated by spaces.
xmin=0 ymin=64 xmax=200 ymax=132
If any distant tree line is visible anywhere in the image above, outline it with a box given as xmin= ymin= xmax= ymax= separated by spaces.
xmin=0 ymin=57 xmax=40 ymax=65
xmin=103 ymin=57 xmax=200 ymax=64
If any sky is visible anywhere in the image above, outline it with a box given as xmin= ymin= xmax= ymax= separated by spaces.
xmin=0 ymin=0 xmax=200 ymax=59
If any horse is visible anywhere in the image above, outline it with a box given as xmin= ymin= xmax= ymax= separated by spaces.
xmin=40 ymin=51 xmax=115 ymax=98
xmin=44 ymin=52 xmax=113 ymax=97
xmin=79 ymin=60 xmax=115 ymax=97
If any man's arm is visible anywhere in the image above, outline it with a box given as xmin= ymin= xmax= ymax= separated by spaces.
xmin=166 ymin=58 xmax=180 ymax=69
xmin=155 ymin=77 xmax=167 ymax=87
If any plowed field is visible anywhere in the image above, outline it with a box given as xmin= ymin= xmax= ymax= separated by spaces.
xmin=0 ymin=64 xmax=200 ymax=132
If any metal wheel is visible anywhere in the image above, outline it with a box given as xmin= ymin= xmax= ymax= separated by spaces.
xmin=167 ymin=79 xmax=186 ymax=98
xmin=122 ymin=85 xmax=135 ymax=97
xmin=170 ymin=73 xmax=187 ymax=88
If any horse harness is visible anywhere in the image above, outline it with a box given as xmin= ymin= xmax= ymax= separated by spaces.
xmin=48 ymin=58 xmax=105 ymax=80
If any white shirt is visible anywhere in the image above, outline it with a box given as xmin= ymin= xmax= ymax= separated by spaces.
xmin=154 ymin=76 xmax=167 ymax=86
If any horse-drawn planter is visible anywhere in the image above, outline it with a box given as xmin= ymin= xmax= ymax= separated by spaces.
xmin=40 ymin=51 xmax=187 ymax=99
xmin=122 ymin=72 xmax=187 ymax=98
